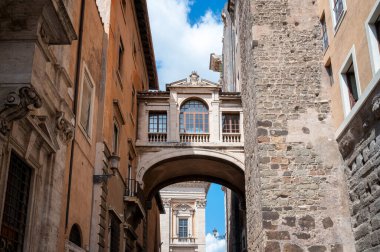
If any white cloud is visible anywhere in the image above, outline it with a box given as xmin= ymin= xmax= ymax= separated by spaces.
xmin=147 ymin=0 xmax=223 ymax=90
xmin=206 ymin=233 xmax=226 ymax=252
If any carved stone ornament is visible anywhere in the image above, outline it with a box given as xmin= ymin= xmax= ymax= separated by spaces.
xmin=372 ymin=94 xmax=380 ymax=120
xmin=190 ymin=71 xmax=200 ymax=85
xmin=56 ymin=112 xmax=74 ymax=143
xmin=338 ymin=130 xmax=355 ymax=158
xmin=0 ymin=87 xmax=42 ymax=135
xmin=196 ymin=199 xmax=207 ymax=208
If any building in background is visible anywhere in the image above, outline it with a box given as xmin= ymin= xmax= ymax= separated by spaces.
xmin=160 ymin=182 xmax=210 ymax=252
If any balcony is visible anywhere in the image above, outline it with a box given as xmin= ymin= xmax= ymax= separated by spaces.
xmin=148 ymin=132 xmax=167 ymax=142
xmin=171 ymin=237 xmax=196 ymax=244
xmin=333 ymin=0 xmax=344 ymax=25
xmin=124 ymin=179 xmax=145 ymax=229
xmin=222 ymin=133 xmax=241 ymax=143
xmin=180 ymin=133 xmax=210 ymax=143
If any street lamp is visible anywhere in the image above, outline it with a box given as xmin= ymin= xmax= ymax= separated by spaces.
xmin=93 ymin=154 xmax=120 ymax=183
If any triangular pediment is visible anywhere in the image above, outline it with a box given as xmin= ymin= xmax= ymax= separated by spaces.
xmin=166 ymin=71 xmax=220 ymax=90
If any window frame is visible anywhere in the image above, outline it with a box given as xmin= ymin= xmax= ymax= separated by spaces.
xmin=148 ymin=111 xmax=167 ymax=133
xmin=79 ymin=64 xmax=95 ymax=139
xmin=339 ymin=47 xmax=361 ymax=116
xmin=329 ymin=0 xmax=346 ymax=32
xmin=320 ymin=13 xmax=329 ymax=51
xmin=178 ymin=218 xmax=188 ymax=239
xmin=222 ymin=113 xmax=240 ymax=133
xmin=179 ymin=100 xmax=209 ymax=134
xmin=366 ymin=0 xmax=380 ymax=75
xmin=118 ymin=38 xmax=124 ymax=74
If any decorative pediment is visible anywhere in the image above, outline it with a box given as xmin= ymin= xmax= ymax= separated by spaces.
xmin=166 ymin=71 xmax=220 ymax=90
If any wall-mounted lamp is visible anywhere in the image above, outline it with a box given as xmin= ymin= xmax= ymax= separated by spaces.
xmin=93 ymin=154 xmax=120 ymax=183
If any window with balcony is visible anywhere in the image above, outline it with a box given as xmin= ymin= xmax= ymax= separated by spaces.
xmin=339 ymin=48 xmax=361 ymax=116
xmin=148 ymin=112 xmax=167 ymax=142
xmin=321 ymin=14 xmax=328 ymax=51
xmin=0 ymin=152 xmax=32 ymax=251
xmin=178 ymin=219 xmax=188 ymax=240
xmin=179 ymin=100 xmax=209 ymax=142
xmin=366 ymin=2 xmax=380 ymax=74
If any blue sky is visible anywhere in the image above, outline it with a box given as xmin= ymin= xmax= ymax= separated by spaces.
xmin=188 ymin=0 xmax=225 ymax=25
xmin=147 ymin=0 xmax=225 ymax=90
xmin=206 ymin=184 xmax=225 ymax=235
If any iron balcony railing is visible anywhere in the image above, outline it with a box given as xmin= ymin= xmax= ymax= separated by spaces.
xmin=333 ymin=0 xmax=344 ymax=25
xmin=125 ymin=179 xmax=144 ymax=203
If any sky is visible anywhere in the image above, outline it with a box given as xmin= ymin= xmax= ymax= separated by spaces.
xmin=146 ymin=1 xmax=227 ymax=251
xmin=147 ymin=0 xmax=225 ymax=90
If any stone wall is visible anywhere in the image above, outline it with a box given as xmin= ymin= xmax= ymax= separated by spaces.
xmin=337 ymin=83 xmax=380 ymax=251
xmin=238 ymin=0 xmax=355 ymax=251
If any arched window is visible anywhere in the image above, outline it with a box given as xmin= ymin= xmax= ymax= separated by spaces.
xmin=69 ymin=224 xmax=82 ymax=247
xmin=180 ymin=100 xmax=209 ymax=133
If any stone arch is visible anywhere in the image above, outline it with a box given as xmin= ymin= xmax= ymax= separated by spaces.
xmin=178 ymin=96 xmax=210 ymax=109
xmin=139 ymin=148 xmax=245 ymax=203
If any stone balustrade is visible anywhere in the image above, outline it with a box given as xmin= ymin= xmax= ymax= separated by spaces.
xmin=180 ymin=133 xmax=210 ymax=143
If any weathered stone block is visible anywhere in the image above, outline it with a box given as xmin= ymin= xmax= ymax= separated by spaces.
xmin=264 ymin=241 xmax=280 ymax=252
xmin=283 ymin=243 xmax=304 ymax=252
xmin=298 ymin=215 xmax=315 ymax=230
xmin=307 ymin=246 xmax=326 ymax=252
xmin=266 ymin=231 xmax=290 ymax=240
xmin=322 ymin=217 xmax=333 ymax=229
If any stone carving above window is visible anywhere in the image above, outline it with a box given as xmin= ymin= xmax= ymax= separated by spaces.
xmin=0 ymin=86 xmax=42 ymax=135
xmin=196 ymin=199 xmax=207 ymax=208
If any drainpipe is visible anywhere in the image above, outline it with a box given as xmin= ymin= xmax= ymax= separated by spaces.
xmin=65 ymin=0 xmax=86 ymax=230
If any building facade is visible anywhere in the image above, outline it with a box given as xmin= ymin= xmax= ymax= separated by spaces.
xmin=160 ymin=182 xmax=209 ymax=252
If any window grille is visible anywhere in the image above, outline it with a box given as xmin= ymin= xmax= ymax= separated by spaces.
xmin=178 ymin=219 xmax=188 ymax=239
xmin=0 ymin=152 xmax=32 ymax=252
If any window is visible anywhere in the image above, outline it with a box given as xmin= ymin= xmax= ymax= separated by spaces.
xmin=0 ymin=152 xmax=32 ymax=251
xmin=339 ymin=48 xmax=361 ymax=116
xmin=69 ymin=224 xmax=82 ymax=247
xmin=179 ymin=100 xmax=209 ymax=133
xmin=321 ymin=14 xmax=329 ymax=51
xmin=109 ymin=213 xmax=120 ymax=252
xmin=121 ymin=0 xmax=127 ymax=13
xmin=149 ymin=112 xmax=167 ymax=133
xmin=178 ymin=219 xmax=188 ymax=238
xmin=366 ymin=2 xmax=380 ymax=74
xmin=118 ymin=39 xmax=124 ymax=73
xmin=131 ymin=86 xmax=136 ymax=114
xmin=332 ymin=0 xmax=344 ymax=26
xmin=222 ymin=114 xmax=240 ymax=133
xmin=112 ymin=121 xmax=119 ymax=154
xmin=345 ymin=63 xmax=359 ymax=108
xmin=80 ymin=70 xmax=94 ymax=136
xmin=326 ymin=63 xmax=334 ymax=86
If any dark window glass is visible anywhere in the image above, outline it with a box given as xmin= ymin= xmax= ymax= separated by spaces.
xmin=333 ymin=0 xmax=344 ymax=24
xmin=69 ymin=224 xmax=82 ymax=247
xmin=113 ymin=122 xmax=119 ymax=154
xmin=110 ymin=213 xmax=120 ymax=252
xmin=179 ymin=219 xmax=188 ymax=238
xmin=321 ymin=15 xmax=329 ymax=50
xmin=375 ymin=16 xmax=380 ymax=51
xmin=223 ymin=114 xmax=240 ymax=133
xmin=346 ymin=63 xmax=359 ymax=108
xmin=1 ymin=152 xmax=32 ymax=252
xmin=180 ymin=100 xmax=208 ymax=133
xmin=326 ymin=64 xmax=334 ymax=86
xmin=149 ymin=112 xmax=167 ymax=133
xmin=118 ymin=39 xmax=124 ymax=73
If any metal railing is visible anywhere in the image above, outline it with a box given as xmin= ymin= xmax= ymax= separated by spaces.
xmin=222 ymin=133 xmax=241 ymax=143
xmin=148 ymin=132 xmax=167 ymax=142
xmin=125 ymin=179 xmax=144 ymax=204
xmin=333 ymin=0 xmax=344 ymax=25
xmin=180 ymin=133 xmax=210 ymax=143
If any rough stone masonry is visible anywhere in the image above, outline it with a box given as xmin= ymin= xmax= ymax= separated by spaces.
xmin=238 ymin=0 xmax=355 ymax=251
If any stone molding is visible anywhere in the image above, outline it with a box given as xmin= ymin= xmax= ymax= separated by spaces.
xmin=196 ymin=199 xmax=207 ymax=209
xmin=0 ymin=86 xmax=42 ymax=135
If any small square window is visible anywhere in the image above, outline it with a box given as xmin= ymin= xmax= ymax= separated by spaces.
xmin=149 ymin=112 xmax=167 ymax=133
xmin=222 ymin=114 xmax=240 ymax=133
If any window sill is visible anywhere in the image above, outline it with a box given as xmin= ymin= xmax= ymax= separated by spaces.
xmin=78 ymin=124 xmax=92 ymax=145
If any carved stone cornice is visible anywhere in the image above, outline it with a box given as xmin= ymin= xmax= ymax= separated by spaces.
xmin=56 ymin=111 xmax=74 ymax=143
xmin=0 ymin=87 xmax=42 ymax=135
